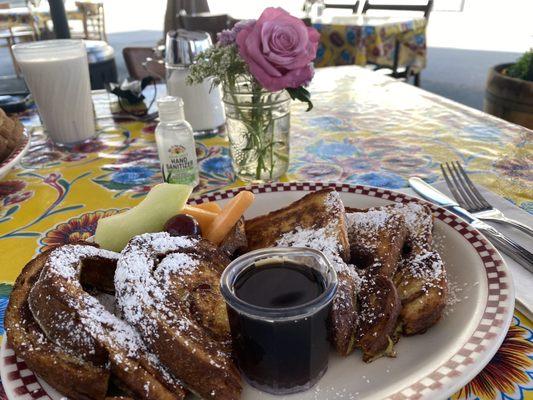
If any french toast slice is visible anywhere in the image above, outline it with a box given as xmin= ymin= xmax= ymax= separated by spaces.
xmin=390 ymin=202 xmax=447 ymax=335
xmin=328 ymin=268 xmax=360 ymax=356
xmin=245 ymin=189 xmax=350 ymax=261
xmin=355 ymin=272 xmax=401 ymax=362
xmin=345 ymin=207 xmax=408 ymax=277
xmin=394 ymin=250 xmax=447 ymax=334
xmin=344 ymin=207 xmax=407 ymax=361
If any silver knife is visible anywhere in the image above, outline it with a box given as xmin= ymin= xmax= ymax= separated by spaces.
xmin=409 ymin=177 xmax=533 ymax=273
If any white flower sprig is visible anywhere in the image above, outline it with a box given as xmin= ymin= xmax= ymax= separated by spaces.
xmin=186 ymin=45 xmax=249 ymax=91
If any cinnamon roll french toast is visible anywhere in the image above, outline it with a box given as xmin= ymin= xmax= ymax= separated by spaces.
xmin=5 ymin=243 xmax=187 ymax=400
xmin=115 ymin=233 xmax=241 ymax=400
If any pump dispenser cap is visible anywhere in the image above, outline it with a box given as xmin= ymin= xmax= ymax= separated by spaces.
xmin=157 ymin=96 xmax=185 ymax=123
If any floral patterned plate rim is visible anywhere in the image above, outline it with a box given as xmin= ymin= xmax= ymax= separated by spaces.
xmin=0 ymin=129 xmax=30 ymax=181
xmin=0 ymin=182 xmax=515 ymax=400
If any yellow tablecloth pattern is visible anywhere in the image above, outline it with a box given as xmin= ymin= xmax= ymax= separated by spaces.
xmin=314 ymin=16 xmax=427 ymax=72
xmin=0 ymin=66 xmax=531 ymax=400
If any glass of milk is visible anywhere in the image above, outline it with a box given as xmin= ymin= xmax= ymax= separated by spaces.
xmin=13 ymin=40 xmax=96 ymax=145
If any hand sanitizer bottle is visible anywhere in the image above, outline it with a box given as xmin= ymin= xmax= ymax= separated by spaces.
xmin=155 ymin=96 xmax=199 ymax=188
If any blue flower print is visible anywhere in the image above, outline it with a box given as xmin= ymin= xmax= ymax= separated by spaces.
xmin=307 ymin=139 xmax=360 ymax=160
xmin=111 ymin=166 xmax=155 ymax=185
xmin=201 ymin=156 xmax=232 ymax=175
xmin=348 ymin=172 xmax=407 ymax=189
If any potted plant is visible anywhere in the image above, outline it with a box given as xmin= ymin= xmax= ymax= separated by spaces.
xmin=187 ymin=8 xmax=319 ymax=182
xmin=484 ymin=49 xmax=533 ymax=129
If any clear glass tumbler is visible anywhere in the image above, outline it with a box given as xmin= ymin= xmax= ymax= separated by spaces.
xmin=13 ymin=40 xmax=95 ymax=145
xmin=220 ymin=247 xmax=338 ymax=395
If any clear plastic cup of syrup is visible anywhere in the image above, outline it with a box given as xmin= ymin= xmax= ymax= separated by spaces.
xmin=220 ymin=247 xmax=338 ymax=395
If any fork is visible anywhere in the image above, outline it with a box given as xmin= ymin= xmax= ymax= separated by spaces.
xmin=441 ymin=161 xmax=533 ymax=237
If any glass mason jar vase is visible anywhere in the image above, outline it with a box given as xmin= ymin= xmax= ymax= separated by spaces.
xmin=223 ymin=81 xmax=290 ymax=182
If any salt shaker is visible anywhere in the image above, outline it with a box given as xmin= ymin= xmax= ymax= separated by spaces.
xmin=165 ymin=30 xmax=225 ymax=135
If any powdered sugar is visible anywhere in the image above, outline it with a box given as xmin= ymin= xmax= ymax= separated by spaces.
xmin=46 ymin=245 xmax=119 ymax=279
xmin=393 ymin=202 xmax=430 ymax=229
xmin=401 ymin=250 xmax=444 ymax=284
xmin=324 ymin=190 xmax=343 ymax=213
xmin=154 ymin=252 xmax=198 ymax=282
xmin=392 ymin=202 xmax=433 ymax=249
xmin=114 ymin=233 xmax=198 ymax=330
xmin=275 ymin=223 xmax=347 ymax=272
xmin=346 ymin=209 xmax=390 ymax=233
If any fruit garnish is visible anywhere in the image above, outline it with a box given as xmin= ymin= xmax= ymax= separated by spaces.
xmin=193 ymin=201 xmax=222 ymax=214
xmin=181 ymin=205 xmax=218 ymax=233
xmin=205 ymin=190 xmax=255 ymax=245
xmin=95 ymin=183 xmax=192 ymax=252
xmin=164 ymin=214 xmax=201 ymax=237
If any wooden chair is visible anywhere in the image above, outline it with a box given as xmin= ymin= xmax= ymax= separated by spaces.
xmin=324 ymin=1 xmax=360 ymax=14
xmin=362 ymin=0 xmax=433 ymax=86
xmin=178 ymin=14 xmax=234 ymax=44
xmin=123 ymin=47 xmax=165 ymax=81
xmin=75 ymin=1 xmax=106 ymax=42
xmin=0 ymin=4 xmax=38 ymax=77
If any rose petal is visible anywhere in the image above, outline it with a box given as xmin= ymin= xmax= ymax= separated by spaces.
xmin=236 ymin=25 xmax=282 ymax=79
xmin=257 ymin=64 xmax=315 ymax=92
xmin=235 ymin=7 xmax=319 ymax=90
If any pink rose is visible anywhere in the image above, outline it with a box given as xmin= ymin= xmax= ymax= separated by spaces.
xmin=236 ymin=7 xmax=320 ymax=92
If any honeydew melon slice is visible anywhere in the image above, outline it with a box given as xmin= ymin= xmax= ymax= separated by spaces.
xmin=95 ymin=183 xmax=192 ymax=252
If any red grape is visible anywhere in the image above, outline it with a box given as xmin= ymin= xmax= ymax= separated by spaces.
xmin=164 ymin=214 xmax=201 ymax=237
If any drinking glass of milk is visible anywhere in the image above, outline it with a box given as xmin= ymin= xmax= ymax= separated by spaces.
xmin=13 ymin=40 xmax=96 ymax=145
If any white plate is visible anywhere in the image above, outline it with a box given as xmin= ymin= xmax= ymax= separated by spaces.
xmin=0 ymin=182 xmax=515 ymax=400
xmin=0 ymin=129 xmax=30 ymax=180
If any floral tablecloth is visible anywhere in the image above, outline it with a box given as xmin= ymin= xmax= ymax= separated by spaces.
xmin=0 ymin=66 xmax=532 ymax=399
xmin=313 ymin=15 xmax=427 ymax=72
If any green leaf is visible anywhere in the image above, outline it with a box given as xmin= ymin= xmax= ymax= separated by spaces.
xmin=93 ymin=179 xmax=135 ymax=191
xmin=286 ymin=86 xmax=313 ymax=111
xmin=507 ymin=49 xmax=533 ymax=81
xmin=0 ymin=283 xmax=12 ymax=297
xmin=9 ymin=232 xmax=41 ymax=237
xmin=5 ymin=205 xmax=19 ymax=217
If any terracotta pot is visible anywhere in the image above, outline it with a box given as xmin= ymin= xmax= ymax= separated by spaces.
xmin=484 ymin=63 xmax=533 ymax=129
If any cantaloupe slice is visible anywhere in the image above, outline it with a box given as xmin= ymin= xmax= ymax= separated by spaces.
xmin=193 ymin=201 xmax=222 ymax=214
xmin=181 ymin=205 xmax=218 ymax=233
xmin=205 ymin=191 xmax=255 ymax=245
xmin=95 ymin=183 xmax=192 ymax=252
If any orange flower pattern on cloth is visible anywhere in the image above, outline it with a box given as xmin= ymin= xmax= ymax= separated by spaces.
xmin=40 ymin=209 xmax=125 ymax=252
xmin=452 ymin=312 xmax=533 ymax=400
